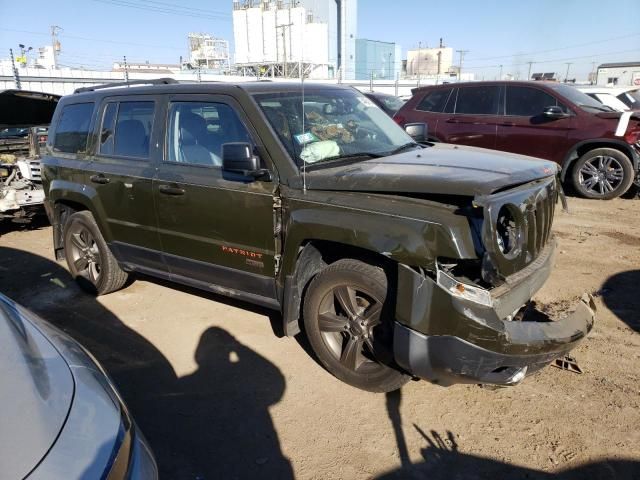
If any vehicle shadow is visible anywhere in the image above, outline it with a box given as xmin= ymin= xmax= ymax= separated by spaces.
xmin=380 ymin=390 xmax=639 ymax=480
xmin=0 ymin=213 xmax=49 ymax=237
xmin=0 ymin=246 xmax=293 ymax=479
xmin=600 ymin=270 xmax=639 ymax=333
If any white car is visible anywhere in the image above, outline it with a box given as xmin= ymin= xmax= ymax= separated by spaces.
xmin=578 ymin=86 xmax=640 ymax=111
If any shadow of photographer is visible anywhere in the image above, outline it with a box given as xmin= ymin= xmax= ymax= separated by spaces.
xmin=380 ymin=389 xmax=639 ymax=480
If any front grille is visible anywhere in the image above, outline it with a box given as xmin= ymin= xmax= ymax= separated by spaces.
xmin=27 ymin=161 xmax=41 ymax=181
xmin=524 ymin=181 xmax=556 ymax=262
xmin=479 ymin=176 xmax=559 ymax=284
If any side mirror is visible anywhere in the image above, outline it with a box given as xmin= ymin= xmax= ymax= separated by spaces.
xmin=222 ymin=142 xmax=270 ymax=179
xmin=543 ymin=106 xmax=569 ymax=119
xmin=404 ymin=122 xmax=428 ymax=142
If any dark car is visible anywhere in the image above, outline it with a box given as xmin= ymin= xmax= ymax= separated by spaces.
xmin=41 ymin=79 xmax=594 ymax=393
xmin=0 ymin=293 xmax=158 ymax=479
xmin=394 ymin=81 xmax=640 ymax=200
xmin=363 ymin=91 xmax=406 ymax=116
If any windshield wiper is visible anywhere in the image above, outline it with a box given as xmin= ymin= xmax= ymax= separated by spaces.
xmin=321 ymin=152 xmax=385 ymax=162
xmin=387 ymin=142 xmax=422 ymax=155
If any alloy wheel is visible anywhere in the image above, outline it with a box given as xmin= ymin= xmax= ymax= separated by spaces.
xmin=67 ymin=225 xmax=102 ymax=283
xmin=317 ymin=284 xmax=385 ymax=373
xmin=578 ymin=155 xmax=625 ymax=196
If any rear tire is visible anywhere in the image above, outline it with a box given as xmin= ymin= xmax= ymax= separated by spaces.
xmin=303 ymin=258 xmax=410 ymax=393
xmin=571 ymin=148 xmax=634 ymax=200
xmin=63 ymin=211 xmax=128 ymax=295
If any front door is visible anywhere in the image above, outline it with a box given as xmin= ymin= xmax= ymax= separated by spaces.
xmin=438 ymin=85 xmax=501 ymax=149
xmin=88 ymin=95 xmax=165 ymax=271
xmin=154 ymin=95 xmax=278 ymax=303
xmin=496 ymin=85 xmax=573 ymax=163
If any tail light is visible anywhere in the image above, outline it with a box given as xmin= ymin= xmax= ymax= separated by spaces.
xmin=393 ymin=114 xmax=406 ymax=126
xmin=624 ymin=124 xmax=640 ymax=145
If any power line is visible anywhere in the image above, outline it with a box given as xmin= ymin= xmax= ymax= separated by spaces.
xmin=90 ymin=0 xmax=230 ymax=20
xmin=461 ymin=47 xmax=640 ymax=70
xmin=0 ymin=28 xmax=185 ymax=51
xmin=464 ymin=32 xmax=640 ymax=63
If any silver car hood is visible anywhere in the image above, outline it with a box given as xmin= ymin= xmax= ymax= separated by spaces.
xmin=0 ymin=300 xmax=74 ymax=479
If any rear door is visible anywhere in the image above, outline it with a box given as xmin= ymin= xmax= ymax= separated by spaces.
xmin=496 ymin=85 xmax=573 ymax=162
xmin=87 ymin=95 xmax=165 ymax=272
xmin=439 ymin=85 xmax=501 ymax=149
xmin=411 ymin=88 xmax=453 ymax=141
xmin=154 ymin=94 xmax=278 ymax=305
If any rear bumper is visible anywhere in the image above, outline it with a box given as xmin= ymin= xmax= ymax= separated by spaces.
xmin=393 ymin=241 xmax=596 ymax=386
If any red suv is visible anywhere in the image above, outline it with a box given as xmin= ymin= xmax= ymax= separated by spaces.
xmin=394 ymin=81 xmax=640 ymax=200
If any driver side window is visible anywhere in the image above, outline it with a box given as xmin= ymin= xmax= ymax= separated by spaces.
xmin=166 ymin=101 xmax=252 ymax=167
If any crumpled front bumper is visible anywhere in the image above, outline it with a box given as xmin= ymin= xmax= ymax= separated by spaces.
xmin=393 ymin=242 xmax=596 ymax=386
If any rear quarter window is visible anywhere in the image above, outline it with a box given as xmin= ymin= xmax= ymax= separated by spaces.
xmin=53 ymin=103 xmax=94 ymax=154
xmin=455 ymin=86 xmax=500 ymax=115
xmin=415 ymin=89 xmax=452 ymax=112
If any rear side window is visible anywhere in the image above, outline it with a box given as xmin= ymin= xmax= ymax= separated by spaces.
xmin=416 ymin=89 xmax=452 ymax=112
xmin=455 ymin=86 xmax=500 ymax=115
xmin=53 ymin=103 xmax=94 ymax=154
xmin=109 ymin=101 xmax=155 ymax=158
xmin=505 ymin=86 xmax=558 ymax=116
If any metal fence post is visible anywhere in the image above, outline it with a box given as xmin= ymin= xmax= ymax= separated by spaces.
xmin=10 ymin=49 xmax=21 ymax=90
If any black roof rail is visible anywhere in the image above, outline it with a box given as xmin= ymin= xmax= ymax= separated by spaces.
xmin=74 ymin=78 xmax=178 ymax=94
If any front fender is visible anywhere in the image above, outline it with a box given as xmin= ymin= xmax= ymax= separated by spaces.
xmin=280 ymin=192 xmax=478 ymax=278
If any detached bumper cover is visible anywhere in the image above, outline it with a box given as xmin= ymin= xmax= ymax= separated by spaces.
xmin=393 ymin=242 xmax=596 ymax=385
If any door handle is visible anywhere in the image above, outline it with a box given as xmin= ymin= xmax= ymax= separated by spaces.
xmin=499 ymin=122 xmax=515 ymax=127
xmin=158 ymin=184 xmax=186 ymax=196
xmin=445 ymin=118 xmax=461 ymax=124
xmin=89 ymin=174 xmax=110 ymax=185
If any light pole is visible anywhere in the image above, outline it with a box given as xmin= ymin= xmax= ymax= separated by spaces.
xmin=564 ymin=62 xmax=572 ymax=83
xmin=416 ymin=41 xmax=421 ymax=86
xmin=527 ymin=61 xmax=534 ymax=80
xmin=456 ymin=49 xmax=469 ymax=81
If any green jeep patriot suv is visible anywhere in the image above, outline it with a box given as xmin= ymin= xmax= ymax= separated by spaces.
xmin=41 ymin=79 xmax=595 ymax=392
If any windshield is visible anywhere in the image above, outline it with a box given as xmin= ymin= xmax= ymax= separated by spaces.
xmin=546 ymin=83 xmax=611 ymax=111
xmin=254 ymin=88 xmax=415 ymax=167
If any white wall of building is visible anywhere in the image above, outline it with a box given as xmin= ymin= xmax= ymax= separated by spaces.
xmin=233 ymin=1 xmax=329 ymax=67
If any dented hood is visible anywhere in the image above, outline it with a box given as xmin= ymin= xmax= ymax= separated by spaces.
xmin=305 ymin=143 xmax=558 ymax=197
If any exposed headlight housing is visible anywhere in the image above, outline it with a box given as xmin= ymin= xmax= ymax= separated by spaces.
xmin=436 ymin=269 xmax=493 ymax=307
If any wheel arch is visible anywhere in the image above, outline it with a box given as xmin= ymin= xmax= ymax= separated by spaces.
xmin=280 ymin=240 xmax=399 ymax=337
xmin=560 ymin=139 xmax=638 ymax=182
xmin=48 ymin=181 xmax=111 ymax=260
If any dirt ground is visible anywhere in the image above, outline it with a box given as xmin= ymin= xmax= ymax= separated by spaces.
xmin=0 ymin=196 xmax=639 ymax=480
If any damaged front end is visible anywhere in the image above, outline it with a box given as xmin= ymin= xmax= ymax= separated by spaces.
xmin=393 ymin=175 xmax=596 ymax=386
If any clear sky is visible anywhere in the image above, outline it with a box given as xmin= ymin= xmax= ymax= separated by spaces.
xmin=1 ymin=0 xmax=639 ymax=80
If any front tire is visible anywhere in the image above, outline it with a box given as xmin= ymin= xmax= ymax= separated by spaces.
xmin=303 ymin=259 xmax=410 ymax=393
xmin=63 ymin=211 xmax=128 ymax=295
xmin=572 ymin=148 xmax=634 ymax=200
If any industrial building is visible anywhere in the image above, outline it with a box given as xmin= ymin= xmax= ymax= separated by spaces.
xmin=406 ymin=44 xmax=454 ymax=78
xmin=355 ymin=39 xmax=401 ymax=80
xmin=596 ymin=61 xmax=640 ymax=87
xmin=187 ymin=33 xmax=230 ymax=73
xmin=232 ymin=0 xmax=357 ymax=79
